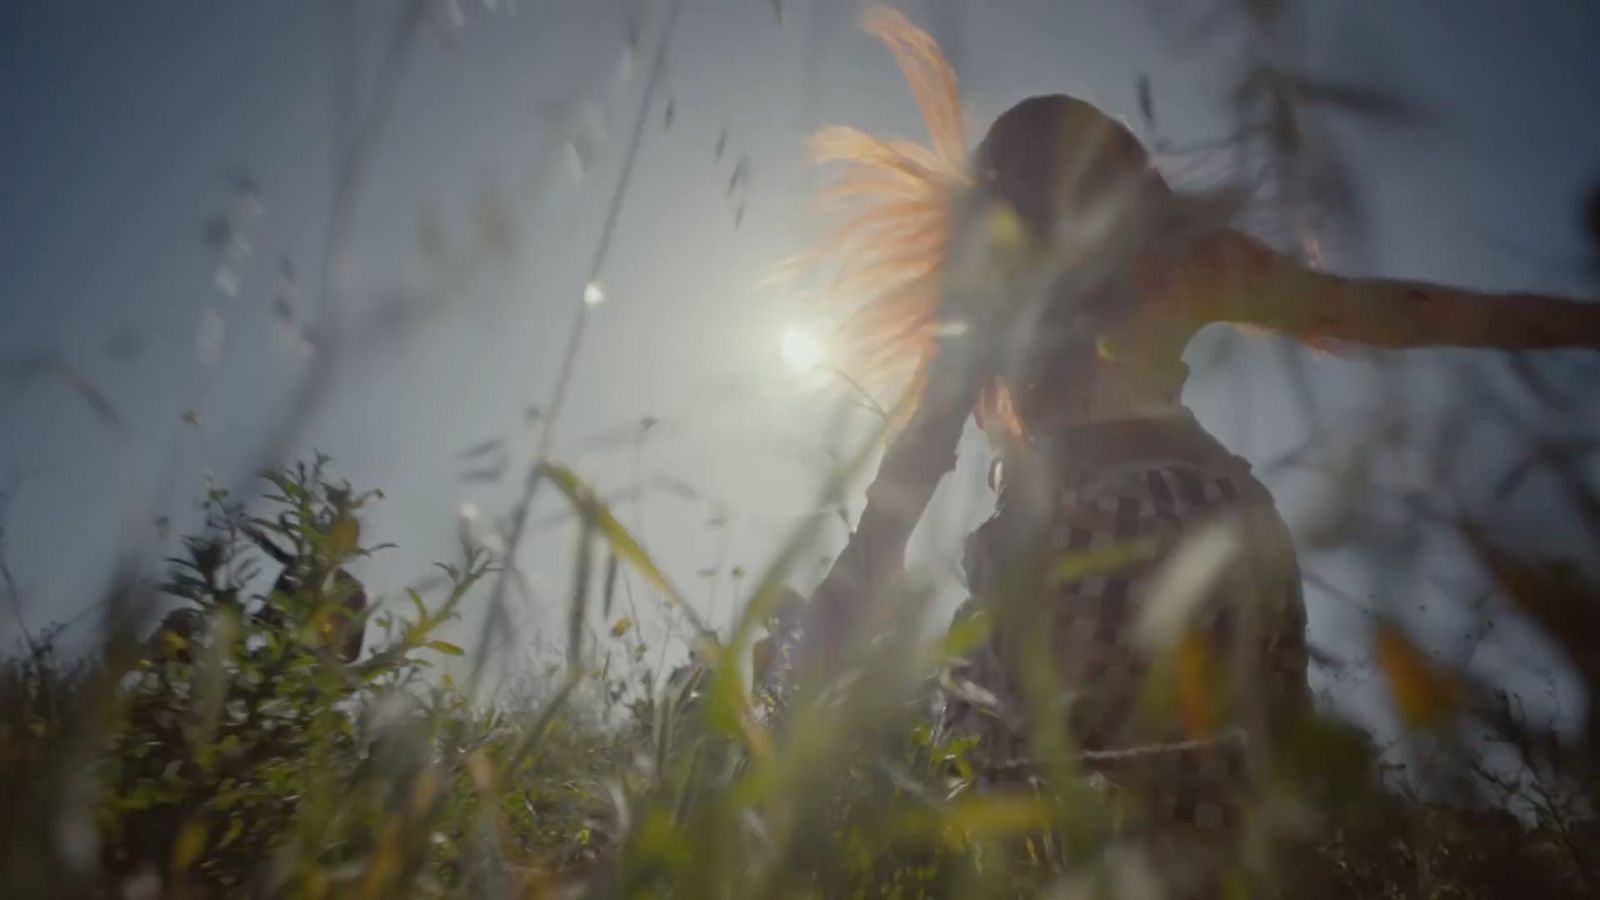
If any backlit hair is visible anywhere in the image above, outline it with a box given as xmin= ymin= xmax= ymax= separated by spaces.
xmin=776 ymin=5 xmax=969 ymax=415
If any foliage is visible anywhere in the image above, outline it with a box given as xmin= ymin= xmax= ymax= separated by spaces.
xmin=0 ymin=460 xmax=1595 ymax=898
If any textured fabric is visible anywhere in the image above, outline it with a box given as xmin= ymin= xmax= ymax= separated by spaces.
xmin=938 ymin=419 xmax=1310 ymax=836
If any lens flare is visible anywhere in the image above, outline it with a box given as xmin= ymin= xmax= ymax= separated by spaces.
xmin=780 ymin=325 xmax=826 ymax=375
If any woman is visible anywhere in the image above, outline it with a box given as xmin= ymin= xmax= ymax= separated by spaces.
xmin=784 ymin=5 xmax=1600 ymax=886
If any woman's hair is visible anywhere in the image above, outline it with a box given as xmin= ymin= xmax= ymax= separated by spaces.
xmin=783 ymin=7 xmax=1160 ymax=434
xmin=776 ymin=5 xmax=967 ymax=411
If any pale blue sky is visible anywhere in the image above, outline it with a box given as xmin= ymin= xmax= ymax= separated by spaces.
xmin=2 ymin=1 xmax=1598 ymax=739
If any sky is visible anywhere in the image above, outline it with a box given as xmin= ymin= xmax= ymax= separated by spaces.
xmin=2 ymin=0 xmax=1598 ymax=740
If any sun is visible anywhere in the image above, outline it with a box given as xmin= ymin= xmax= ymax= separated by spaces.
xmin=779 ymin=324 xmax=826 ymax=376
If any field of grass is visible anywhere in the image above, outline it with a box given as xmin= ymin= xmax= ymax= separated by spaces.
xmin=1 ymin=455 xmax=1594 ymax=899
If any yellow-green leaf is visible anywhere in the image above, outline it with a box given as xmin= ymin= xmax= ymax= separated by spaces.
xmin=426 ymin=640 xmax=465 ymax=657
xmin=327 ymin=514 xmax=360 ymax=560
xmin=218 ymin=815 xmax=245 ymax=850
xmin=945 ymin=793 xmax=1054 ymax=840
xmin=936 ymin=608 xmax=994 ymax=663
xmin=893 ymin=792 xmax=1053 ymax=844
xmin=172 ymin=820 xmax=207 ymax=871
xmin=1050 ymin=537 xmax=1159 ymax=586
xmin=537 ymin=463 xmax=690 ymax=613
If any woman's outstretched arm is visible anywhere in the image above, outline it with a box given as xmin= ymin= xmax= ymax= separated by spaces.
xmin=1181 ymin=230 xmax=1600 ymax=351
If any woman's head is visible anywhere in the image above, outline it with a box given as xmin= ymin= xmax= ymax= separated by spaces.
xmin=974 ymin=94 xmax=1164 ymax=242
xmin=784 ymin=7 xmax=1165 ymax=425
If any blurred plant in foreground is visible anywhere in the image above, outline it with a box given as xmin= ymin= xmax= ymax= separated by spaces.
xmin=1 ymin=455 xmax=1596 ymax=898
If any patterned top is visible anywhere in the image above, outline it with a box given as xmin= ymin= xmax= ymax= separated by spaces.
xmin=941 ymin=414 xmax=1310 ymax=833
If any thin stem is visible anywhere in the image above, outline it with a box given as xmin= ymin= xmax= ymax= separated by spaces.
xmin=829 ymin=366 xmax=891 ymax=421
xmin=0 ymin=481 xmax=39 ymax=660
xmin=474 ymin=0 xmax=689 ymax=686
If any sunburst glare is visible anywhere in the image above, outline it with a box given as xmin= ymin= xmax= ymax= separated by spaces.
xmin=779 ymin=324 xmax=826 ymax=376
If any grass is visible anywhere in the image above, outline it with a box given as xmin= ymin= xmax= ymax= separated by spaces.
xmin=0 ymin=455 xmax=1594 ymax=899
